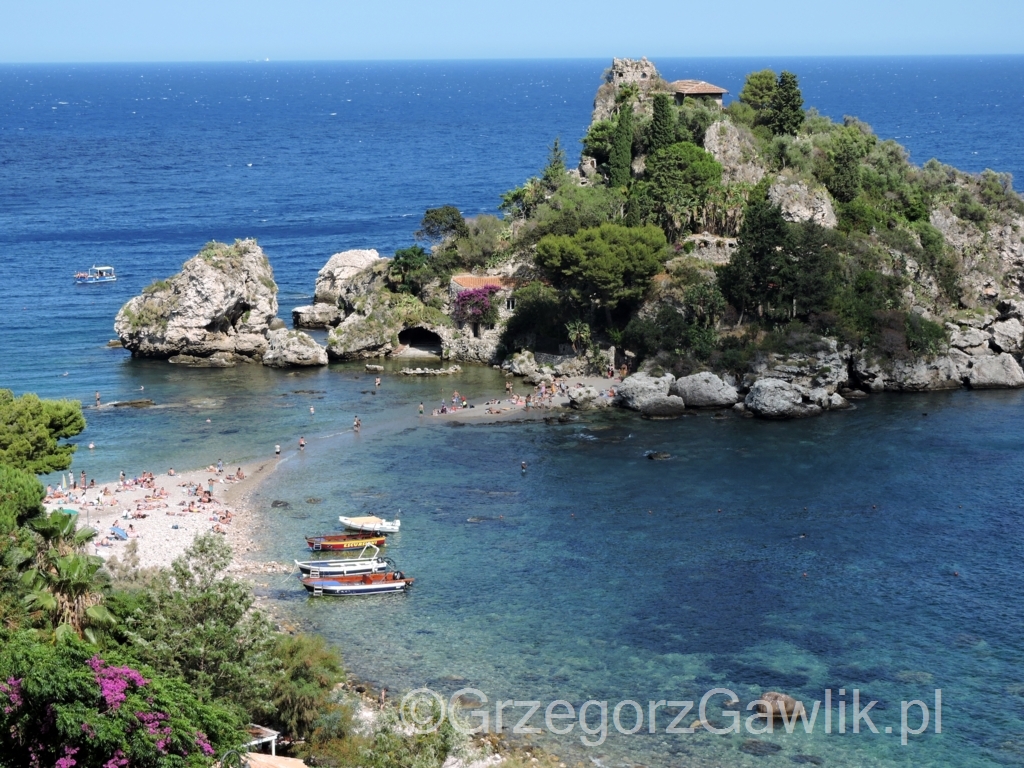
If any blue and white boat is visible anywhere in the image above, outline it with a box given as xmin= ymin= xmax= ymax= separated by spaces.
xmin=74 ymin=266 xmax=117 ymax=284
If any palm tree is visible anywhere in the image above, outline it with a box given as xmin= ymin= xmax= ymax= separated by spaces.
xmin=565 ymin=320 xmax=591 ymax=355
xmin=20 ymin=511 xmax=115 ymax=643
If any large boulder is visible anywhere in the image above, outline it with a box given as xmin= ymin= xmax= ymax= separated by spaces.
xmin=768 ymin=180 xmax=837 ymax=229
xmin=964 ymin=353 xmax=1024 ymax=389
xmin=615 ymin=372 xmax=675 ymax=411
xmin=672 ymin=372 xmax=740 ymax=408
xmin=744 ymin=379 xmax=822 ymax=419
xmin=990 ymin=318 xmax=1024 ymax=353
xmin=641 ymin=395 xmax=687 ymax=419
xmin=885 ymin=356 xmax=962 ymax=392
xmin=755 ymin=692 xmax=806 ymax=722
xmin=115 ymin=239 xmax=278 ymax=362
xmin=568 ymin=386 xmax=608 ymax=410
xmin=292 ymin=304 xmax=343 ymax=329
xmin=262 ymin=329 xmax=328 ymax=368
xmin=313 ymin=249 xmax=383 ymax=305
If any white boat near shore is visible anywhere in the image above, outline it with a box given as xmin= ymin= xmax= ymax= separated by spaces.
xmin=294 ymin=545 xmax=394 ymax=577
xmin=339 ymin=514 xmax=401 ymax=534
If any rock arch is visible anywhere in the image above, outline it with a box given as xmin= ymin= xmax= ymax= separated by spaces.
xmin=397 ymin=327 xmax=442 ymax=357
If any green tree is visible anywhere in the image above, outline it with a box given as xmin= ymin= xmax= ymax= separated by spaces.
xmin=649 ymin=93 xmax=676 ymax=154
xmin=415 ymin=206 xmax=469 ymax=244
xmin=269 ymin=633 xmax=344 ymax=739
xmin=113 ymin=534 xmax=277 ymax=720
xmin=499 ymin=282 xmax=567 ymax=352
xmin=388 ymin=245 xmax=430 ymax=294
xmin=716 ymin=201 xmax=791 ymax=320
xmin=20 ymin=511 xmax=115 ymax=643
xmin=608 ymin=104 xmax=634 ymax=188
xmin=580 ymin=119 xmax=616 ymax=165
xmin=542 ymin=137 xmax=567 ymax=189
xmin=565 ymin=320 xmax=592 ymax=354
xmin=535 ymin=223 xmax=668 ymax=324
xmin=499 ymin=177 xmax=546 ymax=220
xmin=764 ymin=71 xmax=804 ymax=136
xmin=645 ymin=142 xmax=723 ymax=236
xmin=738 ymin=69 xmax=778 ymax=111
xmin=0 ymin=390 xmax=86 ymax=474
xmin=823 ymin=126 xmax=872 ymax=203
xmin=0 ymin=465 xmax=44 ymax=536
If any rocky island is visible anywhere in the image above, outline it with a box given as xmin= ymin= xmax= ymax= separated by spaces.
xmin=118 ymin=59 xmax=1024 ymax=420
xmin=115 ymin=239 xmax=328 ymax=368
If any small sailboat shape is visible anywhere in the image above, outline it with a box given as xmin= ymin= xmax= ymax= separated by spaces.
xmin=338 ymin=514 xmax=401 ymax=534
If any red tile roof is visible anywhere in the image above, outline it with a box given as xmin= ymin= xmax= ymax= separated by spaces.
xmin=451 ymin=275 xmax=515 ymax=289
xmin=668 ymin=79 xmax=728 ymax=96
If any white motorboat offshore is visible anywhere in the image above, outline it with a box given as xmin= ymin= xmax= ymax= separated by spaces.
xmin=339 ymin=514 xmax=401 ymax=534
xmin=74 ymin=266 xmax=117 ymax=284
xmin=294 ymin=545 xmax=395 ymax=578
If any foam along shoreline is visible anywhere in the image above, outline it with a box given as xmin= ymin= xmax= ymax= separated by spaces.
xmin=43 ymin=458 xmax=278 ymax=570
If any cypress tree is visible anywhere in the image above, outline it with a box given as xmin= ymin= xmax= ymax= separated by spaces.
xmin=649 ymin=94 xmax=676 ymax=154
xmin=608 ymin=104 xmax=634 ymax=188
xmin=765 ymin=71 xmax=804 ymax=136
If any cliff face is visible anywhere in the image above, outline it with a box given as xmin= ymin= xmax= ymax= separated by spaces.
xmin=114 ymin=240 xmax=281 ymax=365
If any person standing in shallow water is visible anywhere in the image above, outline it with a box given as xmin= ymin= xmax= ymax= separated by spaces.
xmin=418 ymin=402 xmax=424 ymax=415
xmin=299 ymin=436 xmax=306 ymax=450
xmin=353 ymin=416 xmax=361 ymax=432
xmin=275 ymin=444 xmax=281 ymax=456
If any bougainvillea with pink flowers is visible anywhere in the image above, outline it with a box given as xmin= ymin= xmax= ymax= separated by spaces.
xmin=452 ymin=285 xmax=501 ymax=325
xmin=0 ymin=634 xmax=242 ymax=767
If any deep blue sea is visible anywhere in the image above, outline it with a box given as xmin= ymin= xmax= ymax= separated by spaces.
xmin=3 ymin=57 xmax=1024 ymax=766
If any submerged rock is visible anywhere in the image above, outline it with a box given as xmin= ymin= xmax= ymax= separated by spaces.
xmin=641 ymin=395 xmax=687 ymax=419
xmin=262 ymin=329 xmax=328 ymax=368
xmin=115 ymin=239 xmax=278 ymax=362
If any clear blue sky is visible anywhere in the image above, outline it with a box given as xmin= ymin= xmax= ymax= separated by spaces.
xmin=3 ymin=0 xmax=1023 ymax=62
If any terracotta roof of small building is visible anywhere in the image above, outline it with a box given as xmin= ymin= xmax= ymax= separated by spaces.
xmin=668 ymin=79 xmax=729 ymax=96
xmin=450 ymin=275 xmax=516 ymax=289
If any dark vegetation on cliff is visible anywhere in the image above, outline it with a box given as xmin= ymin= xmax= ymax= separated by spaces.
xmin=387 ymin=63 xmax=1024 ymax=376
xmin=0 ymin=391 xmax=459 ymax=767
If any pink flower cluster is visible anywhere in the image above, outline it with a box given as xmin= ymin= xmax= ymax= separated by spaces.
xmin=0 ymin=677 xmax=22 ymax=714
xmin=88 ymin=657 xmax=148 ymax=711
xmin=102 ymin=750 xmax=128 ymax=768
xmin=194 ymin=730 xmax=215 ymax=756
xmin=55 ymin=746 xmax=79 ymax=768
xmin=136 ymin=711 xmax=172 ymax=753
xmin=453 ymin=285 xmax=500 ymax=322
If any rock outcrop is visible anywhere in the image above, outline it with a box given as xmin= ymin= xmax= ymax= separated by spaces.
xmin=326 ymin=289 xmax=451 ymax=361
xmin=703 ymin=120 xmax=765 ymax=186
xmin=768 ymin=180 xmax=838 ymax=229
xmin=744 ymin=379 xmax=822 ymax=419
xmin=314 ymin=249 xmax=383 ymax=305
xmin=262 ymin=329 xmax=328 ymax=368
xmin=115 ymin=240 xmax=278 ymax=365
xmin=963 ymin=353 xmax=1024 ymax=388
xmin=671 ymin=372 xmax=740 ymax=407
xmin=292 ymin=303 xmax=343 ymax=329
xmin=615 ymin=372 xmax=675 ymax=411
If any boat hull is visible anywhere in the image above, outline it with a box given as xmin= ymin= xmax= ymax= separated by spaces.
xmin=75 ymin=276 xmax=117 ymax=284
xmin=305 ymin=534 xmax=386 ymax=551
xmin=339 ymin=515 xmax=400 ymax=534
xmin=294 ymin=558 xmax=391 ymax=577
xmin=302 ymin=574 xmax=413 ymax=596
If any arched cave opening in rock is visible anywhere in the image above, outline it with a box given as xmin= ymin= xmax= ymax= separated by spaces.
xmin=397 ymin=327 xmax=442 ymax=358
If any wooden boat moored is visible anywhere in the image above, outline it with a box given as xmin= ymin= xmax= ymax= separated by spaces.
xmin=339 ymin=515 xmax=401 ymax=534
xmin=295 ymin=544 xmax=394 ymax=577
xmin=305 ymin=532 xmax=387 ymax=551
xmin=302 ymin=571 xmax=413 ymax=596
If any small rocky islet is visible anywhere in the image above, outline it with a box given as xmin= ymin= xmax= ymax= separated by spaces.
xmin=116 ymin=57 xmax=1024 ymax=420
